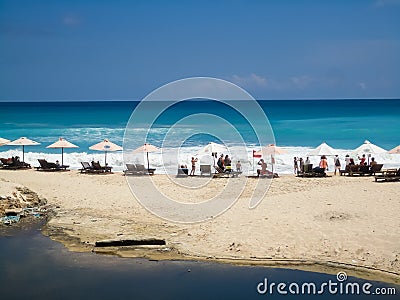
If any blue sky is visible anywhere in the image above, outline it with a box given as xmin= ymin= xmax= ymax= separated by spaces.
xmin=0 ymin=0 xmax=399 ymax=101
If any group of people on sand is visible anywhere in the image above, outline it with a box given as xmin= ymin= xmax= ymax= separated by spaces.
xmin=187 ymin=154 xmax=240 ymax=176
xmin=188 ymin=153 xmax=281 ymax=177
xmin=293 ymin=157 xmax=311 ymax=174
xmin=293 ymin=154 xmax=379 ymax=176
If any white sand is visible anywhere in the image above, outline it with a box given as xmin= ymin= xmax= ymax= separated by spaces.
xmin=0 ymin=169 xmax=399 ymax=282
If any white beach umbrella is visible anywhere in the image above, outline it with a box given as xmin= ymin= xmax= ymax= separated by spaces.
xmin=352 ymin=140 xmax=387 ymax=164
xmin=254 ymin=144 xmax=287 ymax=173
xmin=307 ymin=142 xmax=337 ymax=156
xmin=388 ymin=145 xmax=400 ymax=154
xmin=0 ymin=137 xmax=10 ymax=146
xmin=8 ymin=137 xmax=40 ymax=163
xmin=46 ymin=137 xmax=79 ymax=166
xmin=196 ymin=142 xmax=228 ymax=165
xmin=132 ymin=143 xmax=160 ymax=171
xmin=89 ymin=139 xmax=123 ymax=165
xmin=255 ymin=144 xmax=287 ymax=156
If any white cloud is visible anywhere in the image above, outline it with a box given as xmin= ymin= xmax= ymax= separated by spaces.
xmin=231 ymin=73 xmax=268 ymax=88
xmin=63 ymin=15 xmax=81 ymax=26
xmin=359 ymin=82 xmax=367 ymax=90
xmin=373 ymin=0 xmax=400 ymax=7
xmin=230 ymin=73 xmax=348 ymax=94
xmin=291 ymin=75 xmax=316 ymax=89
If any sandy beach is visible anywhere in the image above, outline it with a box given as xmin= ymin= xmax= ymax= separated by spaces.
xmin=0 ymin=169 xmax=399 ymax=283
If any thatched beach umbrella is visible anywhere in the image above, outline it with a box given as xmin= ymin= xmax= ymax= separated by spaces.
xmin=388 ymin=145 xmax=400 ymax=154
xmin=0 ymin=137 xmax=10 ymax=146
xmin=352 ymin=140 xmax=386 ymax=164
xmin=47 ymin=137 xmax=79 ymax=166
xmin=89 ymin=139 xmax=123 ymax=165
xmin=133 ymin=143 xmax=160 ymax=171
xmin=8 ymin=137 xmax=40 ymax=163
xmin=307 ymin=142 xmax=337 ymax=156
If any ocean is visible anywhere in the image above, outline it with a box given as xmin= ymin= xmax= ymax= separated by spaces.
xmin=1 ymin=99 xmax=399 ymax=174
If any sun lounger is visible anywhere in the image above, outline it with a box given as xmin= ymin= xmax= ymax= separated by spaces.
xmin=297 ymin=164 xmax=327 ymax=177
xmin=136 ymin=164 xmax=155 ymax=175
xmin=177 ymin=167 xmax=188 ymax=177
xmin=124 ymin=163 xmax=146 ymax=175
xmin=375 ymin=168 xmax=400 ymax=182
xmin=80 ymin=161 xmax=111 ymax=174
xmin=92 ymin=161 xmax=112 ymax=173
xmin=80 ymin=162 xmax=93 ymax=173
xmin=212 ymin=165 xmax=242 ymax=178
xmin=341 ymin=164 xmax=379 ymax=176
xmin=340 ymin=165 xmax=365 ymax=176
xmin=36 ymin=159 xmax=69 ymax=171
xmin=297 ymin=164 xmax=315 ymax=177
xmin=200 ymin=164 xmax=212 ymax=177
xmin=0 ymin=157 xmax=31 ymax=170
xmin=369 ymin=164 xmax=384 ymax=176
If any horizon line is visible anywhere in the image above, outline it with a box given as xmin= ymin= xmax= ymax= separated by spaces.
xmin=0 ymin=97 xmax=399 ymax=103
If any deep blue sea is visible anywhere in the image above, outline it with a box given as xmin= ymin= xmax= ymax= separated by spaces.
xmin=1 ymin=99 xmax=399 ymax=173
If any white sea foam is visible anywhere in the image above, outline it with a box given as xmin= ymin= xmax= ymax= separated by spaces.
xmin=1 ymin=147 xmax=399 ymax=175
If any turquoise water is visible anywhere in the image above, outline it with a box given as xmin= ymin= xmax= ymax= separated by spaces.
xmin=0 ymin=224 xmax=398 ymax=300
xmin=1 ymin=100 xmax=399 ymax=173
xmin=1 ymin=99 xmax=399 ymax=149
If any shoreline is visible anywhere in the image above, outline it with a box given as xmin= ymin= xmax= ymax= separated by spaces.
xmin=43 ymin=223 xmax=400 ymax=285
xmin=1 ymin=169 xmax=399 ymax=285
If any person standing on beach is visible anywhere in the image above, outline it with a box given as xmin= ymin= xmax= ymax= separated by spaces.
xmin=299 ymin=157 xmax=304 ymax=173
xmin=236 ymin=160 xmax=242 ymax=172
xmin=190 ymin=157 xmax=197 ymax=176
xmin=293 ymin=157 xmax=298 ymax=174
xmin=345 ymin=154 xmax=351 ymax=166
xmin=334 ymin=155 xmax=341 ymax=175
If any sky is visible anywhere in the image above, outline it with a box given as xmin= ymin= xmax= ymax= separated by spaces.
xmin=0 ymin=0 xmax=399 ymax=101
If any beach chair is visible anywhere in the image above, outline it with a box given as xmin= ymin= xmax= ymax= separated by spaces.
xmin=297 ymin=164 xmax=326 ymax=177
xmin=80 ymin=162 xmax=98 ymax=173
xmin=0 ymin=158 xmax=11 ymax=168
xmin=339 ymin=165 xmax=350 ymax=176
xmin=200 ymin=164 xmax=212 ymax=177
xmin=370 ymin=164 xmax=383 ymax=176
xmin=124 ymin=163 xmax=146 ymax=175
xmin=124 ymin=163 xmax=137 ymax=175
xmin=36 ymin=159 xmax=69 ymax=171
xmin=298 ymin=164 xmax=314 ymax=177
xmin=347 ymin=165 xmax=361 ymax=176
xmin=359 ymin=165 xmax=371 ymax=176
xmin=375 ymin=168 xmax=400 ymax=182
xmin=213 ymin=165 xmax=242 ymax=178
xmin=177 ymin=167 xmax=188 ymax=177
xmin=92 ymin=161 xmax=112 ymax=173
xmin=136 ymin=164 xmax=155 ymax=175
xmin=0 ymin=157 xmax=30 ymax=170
